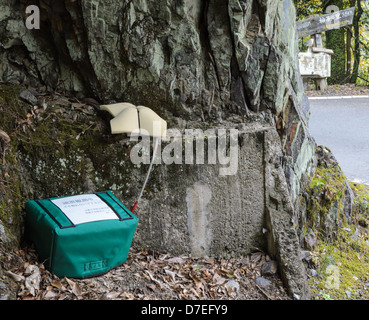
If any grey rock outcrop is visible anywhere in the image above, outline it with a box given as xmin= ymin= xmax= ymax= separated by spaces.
xmin=1 ymin=0 xmax=316 ymax=197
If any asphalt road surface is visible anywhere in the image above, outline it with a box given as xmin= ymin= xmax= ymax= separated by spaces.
xmin=308 ymin=96 xmax=369 ymax=186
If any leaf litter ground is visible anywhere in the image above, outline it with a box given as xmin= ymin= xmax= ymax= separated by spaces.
xmin=306 ymin=84 xmax=369 ymax=97
xmin=1 ymin=245 xmax=291 ymax=300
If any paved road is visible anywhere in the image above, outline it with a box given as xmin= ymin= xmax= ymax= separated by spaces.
xmin=308 ymin=96 xmax=369 ymax=186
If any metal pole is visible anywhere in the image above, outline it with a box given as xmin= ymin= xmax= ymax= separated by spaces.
xmin=131 ymin=137 xmax=159 ymax=212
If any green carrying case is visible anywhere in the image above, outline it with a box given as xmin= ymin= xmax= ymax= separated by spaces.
xmin=25 ymin=191 xmax=139 ymax=278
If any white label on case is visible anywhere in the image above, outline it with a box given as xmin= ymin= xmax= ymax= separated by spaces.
xmin=51 ymin=194 xmax=118 ymax=225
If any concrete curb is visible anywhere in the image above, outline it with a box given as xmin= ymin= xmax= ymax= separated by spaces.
xmin=308 ymin=95 xmax=369 ymax=100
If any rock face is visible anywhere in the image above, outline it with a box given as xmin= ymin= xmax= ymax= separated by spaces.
xmin=1 ymin=0 xmax=315 ymax=198
xmin=296 ymin=146 xmax=355 ymax=248
xmin=0 ymin=3 xmax=298 ymax=106
xmin=0 ymin=0 xmax=317 ymax=299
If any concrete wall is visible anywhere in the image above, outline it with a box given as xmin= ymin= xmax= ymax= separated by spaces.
xmin=133 ymin=127 xmax=267 ymax=258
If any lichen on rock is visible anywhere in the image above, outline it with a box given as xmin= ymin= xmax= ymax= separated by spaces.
xmin=296 ymin=146 xmax=369 ymax=299
xmin=297 ymin=146 xmax=354 ymax=248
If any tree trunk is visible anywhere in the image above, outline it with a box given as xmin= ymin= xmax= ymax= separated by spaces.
xmin=350 ymin=0 xmax=363 ymax=83
xmin=346 ymin=28 xmax=352 ymax=79
xmin=346 ymin=0 xmax=357 ymax=80
xmin=324 ymin=0 xmax=347 ymax=84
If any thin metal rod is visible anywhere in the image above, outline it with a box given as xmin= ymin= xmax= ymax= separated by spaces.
xmin=131 ymin=137 xmax=159 ymax=212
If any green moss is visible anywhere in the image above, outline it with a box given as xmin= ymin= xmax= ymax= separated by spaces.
xmin=309 ymin=165 xmax=347 ymax=198
xmin=309 ymin=223 xmax=369 ymax=300
xmin=304 ymin=162 xmax=369 ymax=299
xmin=0 ymin=84 xmax=21 ymax=107
xmin=0 ymin=145 xmax=24 ymax=246
xmin=0 ymin=85 xmax=29 ymax=134
xmin=349 ymin=182 xmax=369 ymax=226
xmin=303 ymin=162 xmax=349 ymax=243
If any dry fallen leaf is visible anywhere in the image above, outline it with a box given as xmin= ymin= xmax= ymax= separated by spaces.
xmin=164 ymin=269 xmax=177 ymax=282
xmin=146 ymin=283 xmax=156 ymax=291
xmin=325 ymin=187 xmax=334 ymax=200
xmin=51 ymin=280 xmax=63 ymax=289
xmin=120 ymin=292 xmax=134 ymax=300
xmin=102 ymin=291 xmax=120 ymax=300
xmin=167 ymin=257 xmax=186 ymax=264
xmin=65 ymin=277 xmax=75 ymax=288
xmin=145 ymin=270 xmax=164 ymax=290
xmin=44 ymin=290 xmax=58 ymax=300
xmin=6 ymin=270 xmax=25 ymax=282
xmin=72 ymin=282 xmax=82 ymax=298
xmin=211 ymin=273 xmax=227 ymax=286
